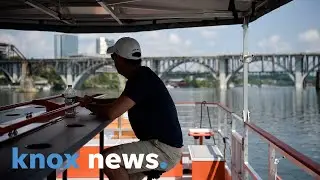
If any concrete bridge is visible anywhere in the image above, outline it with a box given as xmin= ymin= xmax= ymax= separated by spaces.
xmin=1 ymin=53 xmax=320 ymax=90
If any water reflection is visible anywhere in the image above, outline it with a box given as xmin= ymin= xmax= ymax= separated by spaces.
xmin=295 ymin=88 xmax=303 ymax=114
xmin=0 ymin=91 xmax=38 ymax=106
xmin=219 ymin=89 xmax=227 ymax=105
xmin=317 ymin=91 xmax=320 ymax=113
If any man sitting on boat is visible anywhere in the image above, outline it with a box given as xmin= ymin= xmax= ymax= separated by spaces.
xmin=81 ymin=37 xmax=183 ymax=180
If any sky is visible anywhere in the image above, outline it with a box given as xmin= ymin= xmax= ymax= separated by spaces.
xmin=0 ymin=0 xmax=319 ymax=59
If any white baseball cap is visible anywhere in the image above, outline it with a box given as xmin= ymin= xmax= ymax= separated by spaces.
xmin=107 ymin=37 xmax=142 ymax=60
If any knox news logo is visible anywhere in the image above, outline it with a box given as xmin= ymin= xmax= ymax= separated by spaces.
xmin=11 ymin=147 xmax=168 ymax=170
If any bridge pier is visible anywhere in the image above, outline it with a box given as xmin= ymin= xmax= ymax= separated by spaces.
xmin=19 ymin=61 xmax=36 ymax=92
xmin=219 ymin=58 xmax=228 ymax=90
xmin=295 ymin=71 xmax=303 ymax=89
xmin=316 ymin=71 xmax=320 ymax=91
xmin=67 ymin=62 xmax=73 ymax=86
xmin=295 ymin=88 xmax=303 ymax=112
xmin=12 ymin=63 xmax=18 ymax=83
xmin=151 ymin=60 xmax=160 ymax=75
xmin=295 ymin=56 xmax=304 ymax=89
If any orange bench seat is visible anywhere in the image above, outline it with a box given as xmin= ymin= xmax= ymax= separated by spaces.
xmin=58 ymin=145 xmax=183 ymax=179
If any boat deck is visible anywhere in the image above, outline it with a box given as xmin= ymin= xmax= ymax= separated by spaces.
xmin=0 ymin=95 xmax=319 ymax=180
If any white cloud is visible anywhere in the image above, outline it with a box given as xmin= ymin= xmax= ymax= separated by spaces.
xmin=191 ymin=27 xmax=220 ymax=49
xmin=78 ymin=34 xmax=100 ymax=40
xmin=129 ymin=30 xmax=197 ymax=57
xmin=0 ymin=33 xmax=16 ymax=44
xmin=258 ymin=35 xmax=291 ymax=53
xmin=208 ymin=42 xmax=215 ymax=47
xmin=185 ymin=40 xmax=191 ymax=47
xmin=299 ymin=29 xmax=320 ymax=43
xmin=200 ymin=29 xmax=217 ymax=39
xmin=299 ymin=29 xmax=320 ymax=52
xmin=168 ymin=33 xmax=181 ymax=44
xmin=145 ymin=31 xmax=161 ymax=40
xmin=214 ymin=25 xmax=228 ymax=30
xmin=77 ymin=31 xmax=191 ymax=56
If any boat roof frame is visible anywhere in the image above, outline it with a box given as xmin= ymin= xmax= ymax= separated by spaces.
xmin=0 ymin=0 xmax=292 ymax=33
xmin=2 ymin=1 xmax=320 ymax=179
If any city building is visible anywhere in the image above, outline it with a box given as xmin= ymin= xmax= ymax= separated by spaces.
xmin=54 ymin=34 xmax=78 ymax=58
xmin=96 ymin=37 xmax=115 ymax=55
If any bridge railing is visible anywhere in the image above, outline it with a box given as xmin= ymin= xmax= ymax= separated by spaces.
xmin=175 ymin=102 xmax=320 ymax=180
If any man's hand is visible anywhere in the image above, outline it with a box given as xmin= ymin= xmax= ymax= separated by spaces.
xmin=85 ymin=102 xmax=99 ymax=114
xmin=78 ymin=95 xmax=94 ymax=107
xmin=85 ymin=102 xmax=113 ymax=118
xmin=81 ymin=95 xmax=136 ymax=120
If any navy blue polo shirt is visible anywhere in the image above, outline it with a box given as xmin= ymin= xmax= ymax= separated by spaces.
xmin=122 ymin=66 xmax=183 ymax=148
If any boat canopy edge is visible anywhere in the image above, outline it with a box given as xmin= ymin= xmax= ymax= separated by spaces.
xmin=0 ymin=0 xmax=292 ymax=33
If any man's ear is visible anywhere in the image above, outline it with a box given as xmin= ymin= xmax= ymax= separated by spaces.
xmin=107 ymin=95 xmax=135 ymax=120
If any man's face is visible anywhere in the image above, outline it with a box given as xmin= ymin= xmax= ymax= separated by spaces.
xmin=111 ymin=53 xmax=123 ymax=75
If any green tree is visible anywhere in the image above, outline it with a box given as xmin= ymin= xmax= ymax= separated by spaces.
xmin=33 ymin=66 xmax=64 ymax=90
xmin=82 ymin=72 xmax=120 ymax=90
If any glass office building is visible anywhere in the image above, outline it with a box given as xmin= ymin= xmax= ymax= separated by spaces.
xmin=54 ymin=34 xmax=78 ymax=58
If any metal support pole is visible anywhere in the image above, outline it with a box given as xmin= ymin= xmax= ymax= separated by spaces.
xmin=242 ymin=17 xmax=249 ymax=123
xmin=218 ymin=108 xmax=221 ymax=133
xmin=199 ymin=136 xmax=203 ymax=145
xmin=63 ymin=169 xmax=68 ymax=180
xmin=99 ymin=130 xmax=104 ymax=180
xmin=118 ymin=116 xmax=122 ymax=138
xmin=47 ymin=170 xmax=56 ymax=180
xmin=231 ymin=114 xmax=236 ymax=133
xmin=316 ymin=70 xmax=320 ymax=90
xmin=268 ymin=145 xmax=276 ymax=180
xmin=242 ymin=16 xmax=250 ymax=180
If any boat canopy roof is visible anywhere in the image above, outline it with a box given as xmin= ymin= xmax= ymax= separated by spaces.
xmin=0 ymin=0 xmax=292 ymax=33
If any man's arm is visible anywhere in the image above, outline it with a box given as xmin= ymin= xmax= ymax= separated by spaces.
xmin=85 ymin=95 xmax=135 ymax=120
xmin=78 ymin=96 xmax=117 ymax=106
xmin=93 ymin=98 xmax=117 ymax=104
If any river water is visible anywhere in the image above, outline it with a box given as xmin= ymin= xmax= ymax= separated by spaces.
xmin=0 ymin=87 xmax=319 ymax=179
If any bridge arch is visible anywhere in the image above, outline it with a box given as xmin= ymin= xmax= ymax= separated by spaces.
xmin=227 ymin=57 xmax=295 ymax=83
xmin=302 ymin=61 xmax=320 ymax=80
xmin=0 ymin=67 xmax=14 ymax=83
xmin=159 ymin=59 xmax=218 ymax=81
xmin=73 ymin=61 xmax=117 ymax=89
xmin=30 ymin=63 xmax=65 ymax=89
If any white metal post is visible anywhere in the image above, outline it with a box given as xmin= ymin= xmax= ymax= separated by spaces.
xmin=118 ymin=116 xmax=122 ymax=138
xmin=242 ymin=16 xmax=250 ymax=180
xmin=217 ymin=107 xmax=222 ymax=148
xmin=242 ymin=17 xmax=249 ymax=124
xmin=218 ymin=108 xmax=221 ymax=133
xmin=268 ymin=145 xmax=276 ymax=180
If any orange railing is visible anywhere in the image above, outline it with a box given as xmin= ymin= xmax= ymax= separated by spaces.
xmin=175 ymin=101 xmax=320 ymax=180
xmin=246 ymin=122 xmax=320 ymax=178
